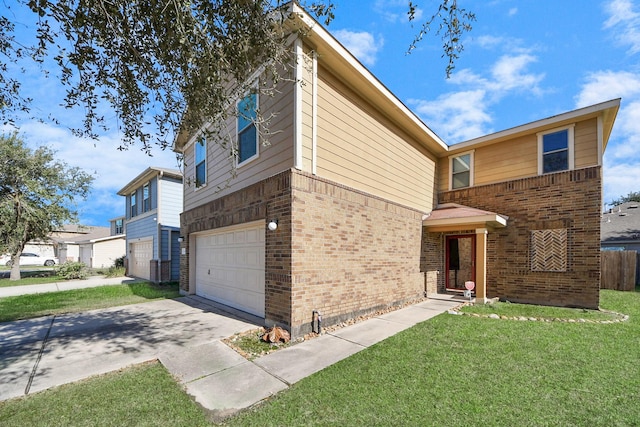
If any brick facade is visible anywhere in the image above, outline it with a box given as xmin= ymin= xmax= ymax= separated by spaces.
xmin=436 ymin=166 xmax=602 ymax=309
xmin=289 ymin=171 xmax=425 ymax=337
xmin=180 ymin=169 xmax=293 ymax=329
xmin=180 ymin=165 xmax=602 ymax=337
xmin=180 ymin=168 xmax=427 ymax=338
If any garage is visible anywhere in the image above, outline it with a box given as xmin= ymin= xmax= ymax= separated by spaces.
xmin=129 ymin=240 xmax=153 ymax=280
xmin=195 ymin=221 xmax=265 ymax=317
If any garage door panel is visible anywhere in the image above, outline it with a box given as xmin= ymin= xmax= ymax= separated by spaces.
xmin=130 ymin=241 xmax=152 ymax=280
xmin=195 ymin=222 xmax=265 ymax=317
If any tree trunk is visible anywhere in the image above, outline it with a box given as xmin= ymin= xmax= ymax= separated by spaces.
xmin=9 ymin=254 xmax=21 ymax=281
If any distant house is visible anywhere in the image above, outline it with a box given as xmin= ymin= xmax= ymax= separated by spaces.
xmin=77 ymin=217 xmax=126 ymax=268
xmin=19 ymin=222 xmax=125 ymax=269
xmin=117 ymin=167 xmax=183 ymax=282
xmin=601 ymin=202 xmax=640 ymax=251
xmin=49 ymin=224 xmax=111 ymax=264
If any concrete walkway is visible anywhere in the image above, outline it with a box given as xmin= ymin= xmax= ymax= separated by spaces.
xmin=0 ymin=279 xmax=463 ymax=420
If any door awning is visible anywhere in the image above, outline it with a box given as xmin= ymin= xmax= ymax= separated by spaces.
xmin=423 ymin=203 xmax=508 ymax=232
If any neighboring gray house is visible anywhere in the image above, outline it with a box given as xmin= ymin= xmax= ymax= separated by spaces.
xmin=117 ymin=167 xmax=183 ymax=282
xmin=601 ymin=202 xmax=640 ymax=252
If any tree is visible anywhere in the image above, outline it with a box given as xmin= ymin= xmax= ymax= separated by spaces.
xmin=0 ymin=1 xmax=474 ymax=153
xmin=610 ymin=191 xmax=640 ymax=206
xmin=0 ymin=133 xmax=94 ymax=280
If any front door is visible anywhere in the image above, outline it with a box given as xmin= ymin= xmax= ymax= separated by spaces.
xmin=446 ymin=235 xmax=476 ymax=291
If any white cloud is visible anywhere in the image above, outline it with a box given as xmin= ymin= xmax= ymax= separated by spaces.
xmin=575 ymin=70 xmax=640 ymax=203
xmin=3 ymin=122 xmax=180 ymax=225
xmin=604 ymin=0 xmax=640 ymax=54
xmin=575 ymin=70 xmax=640 ymax=107
xmin=486 ymin=54 xmax=544 ymax=94
xmin=333 ymin=29 xmax=384 ymax=67
xmin=410 ymin=50 xmax=544 ymax=142
xmin=411 ymin=90 xmax=491 ymax=142
xmin=508 ymin=8 xmax=518 ymax=17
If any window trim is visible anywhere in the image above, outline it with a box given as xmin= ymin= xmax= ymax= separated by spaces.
xmin=115 ymin=218 xmax=124 ymax=235
xmin=130 ymin=191 xmax=137 ymax=218
xmin=142 ymin=182 xmax=151 ymax=213
xmin=236 ymin=89 xmax=259 ymax=168
xmin=537 ymin=125 xmax=575 ymax=175
xmin=449 ymin=150 xmax=475 ymax=190
xmin=194 ymin=135 xmax=207 ymax=189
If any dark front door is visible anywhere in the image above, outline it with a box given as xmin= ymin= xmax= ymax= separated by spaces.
xmin=446 ymin=235 xmax=476 ymax=291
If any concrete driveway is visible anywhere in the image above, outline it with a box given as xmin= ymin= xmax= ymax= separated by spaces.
xmin=0 ymin=292 xmax=463 ymax=419
xmin=0 ymin=296 xmax=259 ymax=401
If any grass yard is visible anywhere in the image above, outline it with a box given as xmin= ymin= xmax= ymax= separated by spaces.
xmin=0 ymin=362 xmax=210 ymax=427
xmin=0 ymin=289 xmax=638 ymax=426
xmin=0 ymin=271 xmax=59 ymax=287
xmin=227 ymin=289 xmax=640 ymax=426
xmin=0 ymin=282 xmax=180 ymax=322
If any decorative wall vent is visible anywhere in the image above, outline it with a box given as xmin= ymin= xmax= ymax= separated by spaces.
xmin=531 ymin=228 xmax=567 ymax=272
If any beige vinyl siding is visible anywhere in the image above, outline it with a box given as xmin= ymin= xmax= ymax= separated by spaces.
xmin=439 ymin=117 xmax=601 ymax=192
xmin=574 ymin=118 xmax=598 ymax=168
xmin=315 ymin=66 xmax=436 ymax=212
xmin=183 ymin=78 xmax=296 ymax=212
xmin=475 ymin=134 xmax=538 ymax=185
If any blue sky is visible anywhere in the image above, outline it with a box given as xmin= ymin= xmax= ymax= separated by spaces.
xmin=3 ymin=0 xmax=640 ymax=226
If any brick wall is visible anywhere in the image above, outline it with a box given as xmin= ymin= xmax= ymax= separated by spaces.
xmin=438 ymin=167 xmax=602 ymax=309
xmin=179 ymin=170 xmax=293 ymax=329
xmin=420 ymin=232 xmax=442 ymax=295
xmin=180 ymin=168 xmax=430 ymax=338
xmin=289 ymin=171 xmax=426 ymax=337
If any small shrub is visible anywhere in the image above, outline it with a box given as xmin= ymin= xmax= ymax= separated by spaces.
xmin=55 ymin=261 xmax=89 ymax=280
xmin=105 ymin=266 xmax=126 ymax=278
xmin=114 ymin=255 xmax=125 ymax=268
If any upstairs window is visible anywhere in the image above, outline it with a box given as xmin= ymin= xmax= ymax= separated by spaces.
xmin=115 ymin=218 xmax=123 ymax=234
xmin=143 ymin=182 xmax=151 ymax=212
xmin=195 ymin=136 xmax=206 ymax=188
xmin=130 ymin=192 xmax=137 ymax=218
xmin=237 ymin=92 xmax=258 ymax=165
xmin=450 ymin=151 xmax=474 ymax=190
xmin=538 ymin=126 xmax=574 ymax=174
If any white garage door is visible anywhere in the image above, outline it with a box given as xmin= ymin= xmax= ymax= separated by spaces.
xmin=195 ymin=221 xmax=265 ymax=317
xmin=130 ymin=240 xmax=152 ymax=280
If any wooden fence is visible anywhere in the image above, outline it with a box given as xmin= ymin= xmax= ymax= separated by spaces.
xmin=601 ymin=250 xmax=638 ymax=291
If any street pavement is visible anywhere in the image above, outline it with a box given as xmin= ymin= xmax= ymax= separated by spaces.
xmin=0 ymin=277 xmax=463 ymax=420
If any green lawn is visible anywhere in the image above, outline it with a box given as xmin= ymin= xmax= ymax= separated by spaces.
xmin=0 ymin=362 xmax=210 ymax=427
xmin=228 ymin=289 xmax=640 ymax=426
xmin=0 ymin=290 xmax=638 ymax=426
xmin=0 ymin=271 xmax=59 ymax=287
xmin=0 ymin=282 xmax=181 ymax=322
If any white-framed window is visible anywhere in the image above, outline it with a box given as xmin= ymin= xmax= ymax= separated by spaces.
xmin=142 ymin=182 xmax=151 ymax=212
xmin=237 ymin=91 xmax=259 ymax=166
xmin=115 ymin=218 xmax=123 ymax=234
xmin=195 ymin=136 xmax=206 ymax=188
xmin=538 ymin=125 xmax=574 ymax=175
xmin=449 ymin=151 xmax=474 ymax=190
xmin=130 ymin=191 xmax=137 ymax=218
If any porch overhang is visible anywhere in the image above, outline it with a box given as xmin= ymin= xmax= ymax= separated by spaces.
xmin=422 ymin=203 xmax=508 ymax=232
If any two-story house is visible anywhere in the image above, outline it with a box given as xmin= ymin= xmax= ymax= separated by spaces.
xmin=118 ymin=167 xmax=183 ymax=282
xmin=174 ymin=4 xmax=620 ymax=337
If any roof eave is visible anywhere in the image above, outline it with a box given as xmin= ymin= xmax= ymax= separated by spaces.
xmin=117 ymin=167 xmax=182 ymax=196
xmin=423 ymin=214 xmax=508 ymax=231
xmin=291 ymin=4 xmax=448 ymax=154
xmin=444 ymin=98 xmax=621 ymax=156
